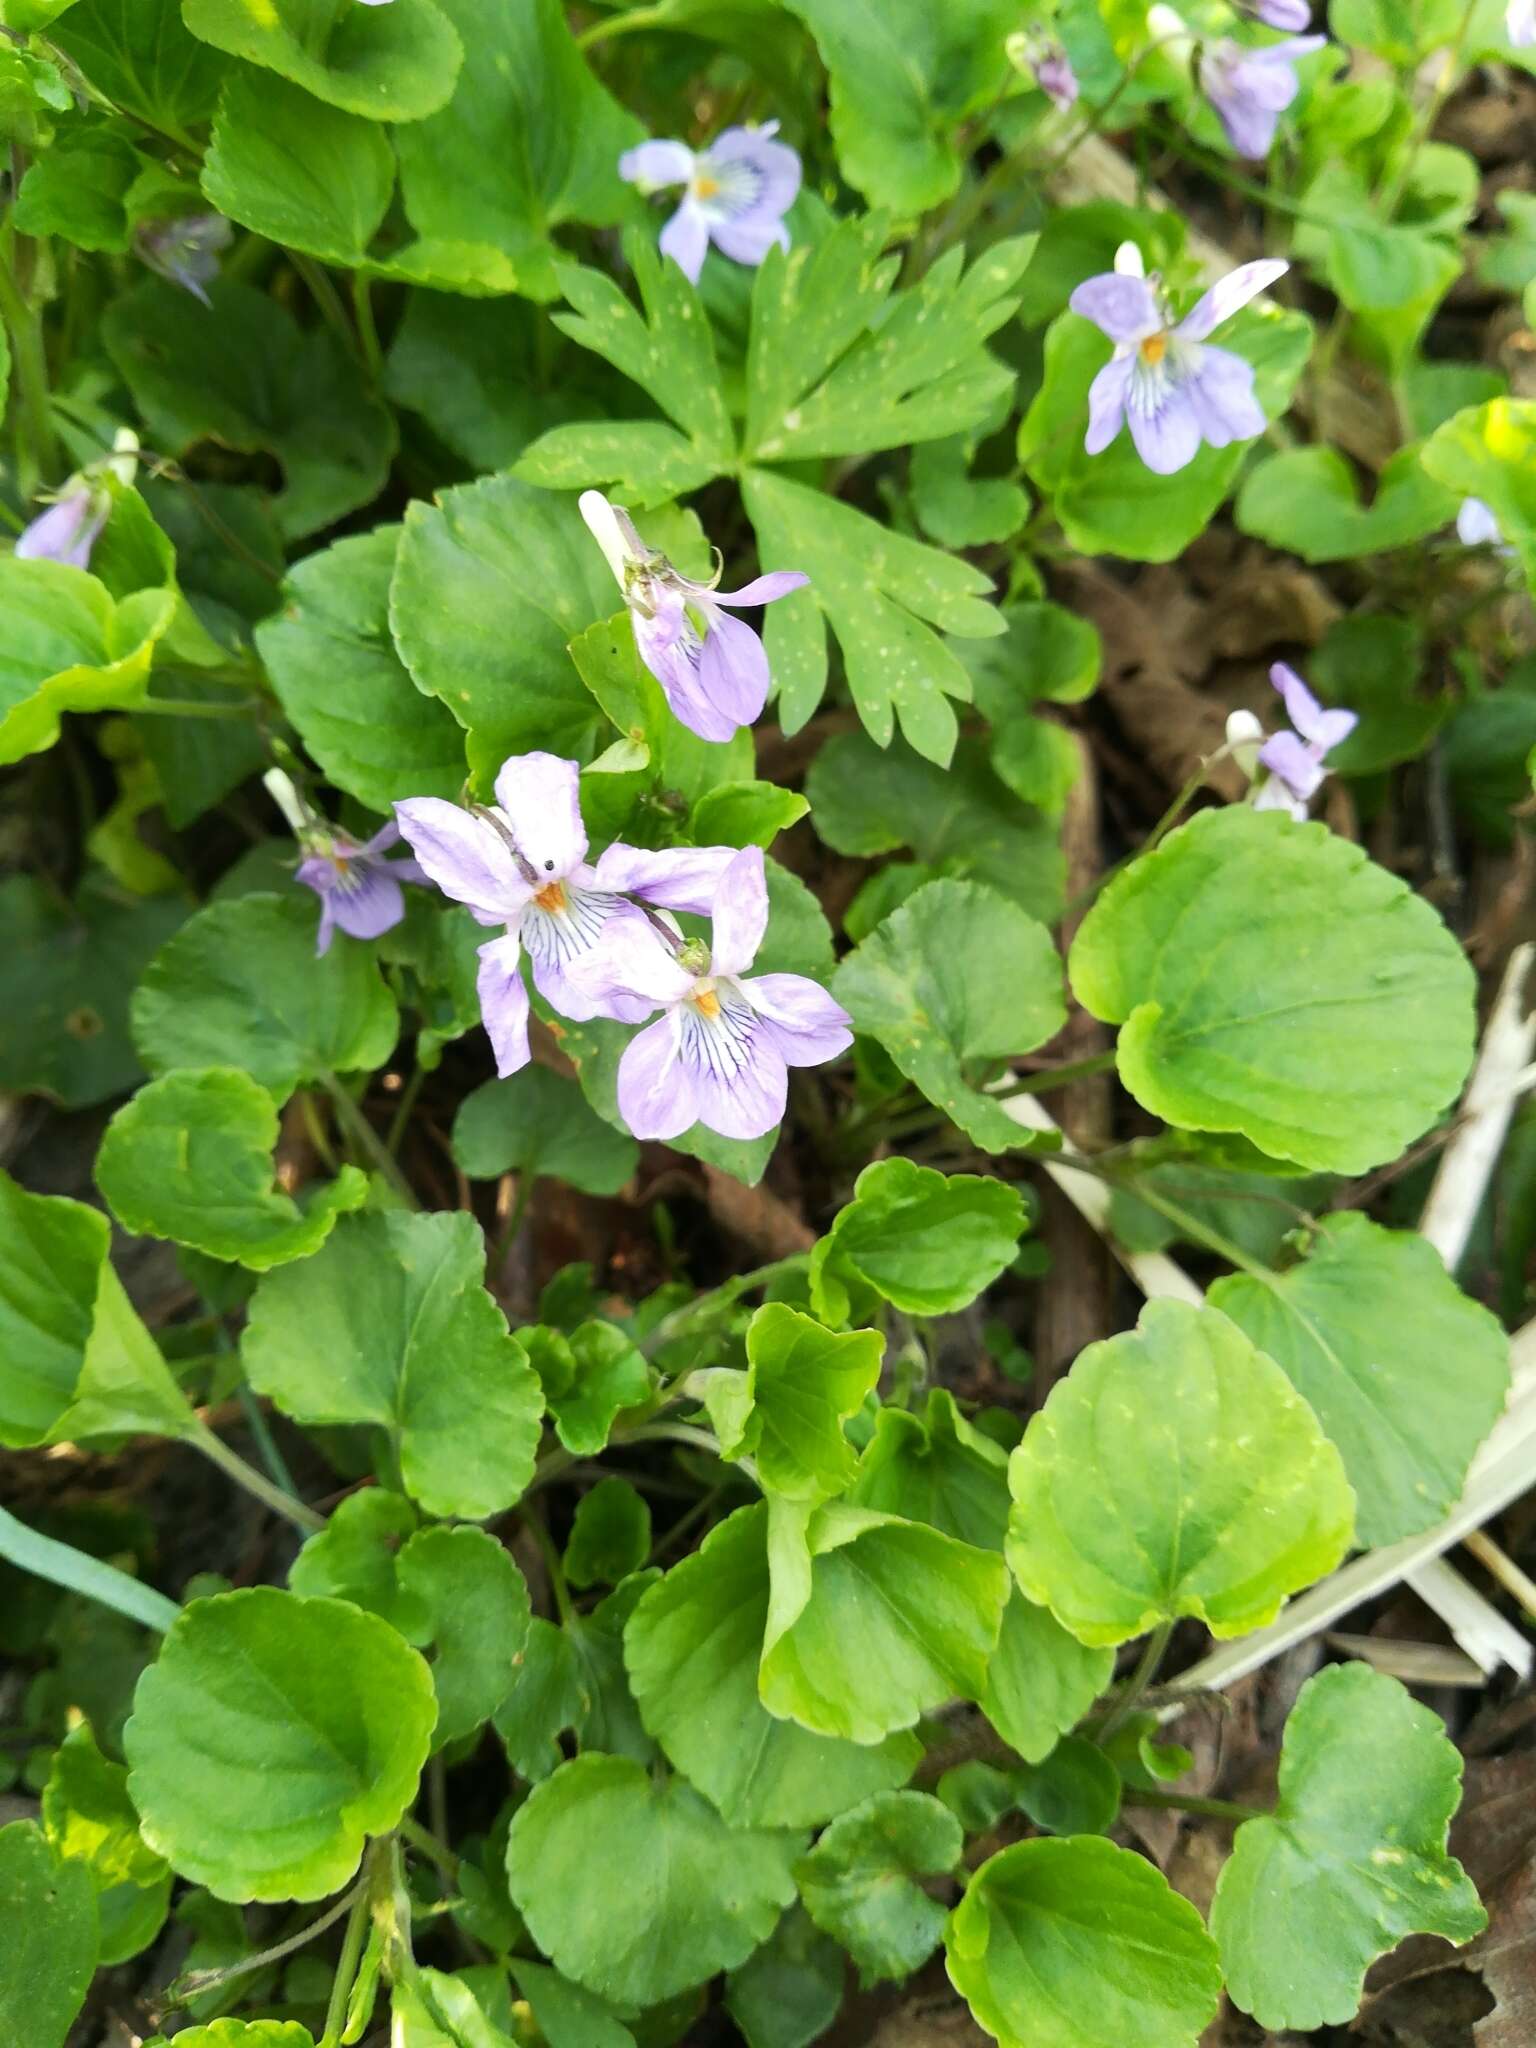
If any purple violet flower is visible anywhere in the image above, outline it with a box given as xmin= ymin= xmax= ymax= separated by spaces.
xmin=265 ymin=769 xmax=423 ymax=957
xmin=1253 ymin=663 xmax=1356 ymax=820
xmin=136 ymin=212 xmax=234 ymax=307
xmin=1508 ymin=0 xmax=1536 ymax=43
xmin=1070 ymin=244 xmax=1287 ymax=474
xmin=1008 ymin=29 xmax=1080 ymax=109
xmin=395 ymin=751 xmax=739 ymax=1079
xmin=619 ymin=122 xmax=801 ymax=283
xmin=1243 ymin=0 xmax=1313 ymax=27
xmin=571 ymin=846 xmax=852 ymax=1143
xmin=1199 ymin=35 xmax=1326 ymax=159
xmin=580 ymin=491 xmax=808 ymax=743
xmin=15 ymin=486 xmax=108 ymax=570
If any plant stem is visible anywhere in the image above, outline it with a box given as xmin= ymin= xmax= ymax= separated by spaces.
xmin=1123 ymin=1788 xmax=1266 ymax=1823
xmin=1380 ymin=0 xmax=1479 ymax=216
xmin=577 ymin=2 xmax=668 ymax=46
xmin=0 ymin=237 xmax=56 ymax=494
xmin=399 ymin=1814 xmax=459 ymax=1882
xmin=524 ymin=1506 xmax=576 ymax=1624
xmin=299 ymin=1089 xmax=341 ymax=1176
xmin=237 ymin=1382 xmax=301 ymax=1500
xmin=174 ymin=1879 xmax=364 ymax=2005
xmin=352 ymin=270 xmax=384 ymax=382
xmin=130 ymin=695 xmax=261 ymax=720
xmin=993 ymin=1050 xmax=1119 ymax=1101
xmin=387 ymin=1065 xmax=425 ymax=1157
xmin=191 ymin=1421 xmax=325 ymax=1534
xmin=1096 ymin=1170 xmax=1276 ymax=1284
xmin=1064 ymin=742 xmax=1239 ymax=921
xmin=1097 ymin=1620 xmax=1174 ymax=1746
xmin=321 ymin=1072 xmax=418 ymax=1207
xmin=641 ymin=1254 xmax=809 ymax=1356
xmin=317 ymin=1866 xmax=374 ymax=2048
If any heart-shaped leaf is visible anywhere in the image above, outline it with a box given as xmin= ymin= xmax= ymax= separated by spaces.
xmin=796 ymin=1791 xmax=962 ymax=1987
xmin=180 ymin=0 xmax=461 ymax=121
xmin=0 ymin=1820 xmax=98 ymax=2048
xmin=811 ymin=1158 xmax=1027 ymax=1322
xmin=1237 ymin=444 xmax=1457 ymax=561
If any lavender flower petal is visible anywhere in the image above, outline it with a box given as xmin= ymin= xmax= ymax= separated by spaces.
xmin=523 ymin=892 xmax=656 ymax=1025
xmin=589 ymin=842 xmax=738 ymax=915
xmin=659 ymin=201 xmax=711 ymax=283
xmin=696 ymin=610 xmax=772 ymax=733
xmin=1510 ymin=0 xmax=1536 ymax=42
xmin=1270 ymin=662 xmax=1356 ymax=751
xmin=1252 ymin=0 xmax=1312 ymax=24
xmin=394 ymin=799 xmax=533 ymax=923
xmin=493 ymin=750 xmax=588 ymax=878
xmin=1258 ymin=729 xmax=1327 ymax=799
xmin=569 ymin=916 xmax=697 ymax=1011
xmin=742 ymin=973 xmax=854 ymax=1065
xmin=619 ymin=138 xmax=696 ymax=189
xmin=710 ymin=847 xmax=770 ymax=978
xmin=1177 ymin=257 xmax=1288 ymax=340
xmin=1253 ymin=775 xmax=1309 ymax=820
xmin=683 ymin=1005 xmax=788 ymax=1140
xmin=16 ymin=491 xmax=106 ymax=570
xmin=327 ymin=864 xmax=407 ymax=944
xmin=477 ymin=934 xmax=532 ymax=1077
xmin=617 ymin=1012 xmax=697 ymax=1140
xmin=1085 ymin=355 xmax=1135 ymax=455
xmin=711 ymin=570 xmax=810 ymax=607
xmin=1201 ymin=37 xmax=1323 ymax=158
xmin=1182 ymin=345 xmax=1266 ymax=448
xmin=1126 ymin=381 xmax=1202 ymax=474
xmin=1069 ymin=272 xmax=1163 ymax=343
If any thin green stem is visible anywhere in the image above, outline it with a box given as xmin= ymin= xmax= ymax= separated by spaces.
xmin=0 ymin=236 xmax=56 ymax=493
xmin=992 ymin=1050 xmax=1119 ymax=1102
xmin=237 ymin=1382 xmax=301 ymax=1500
xmin=191 ymin=1421 xmax=325 ymax=1534
xmin=317 ymin=1868 xmax=373 ymax=2048
xmin=130 ymin=695 xmax=261 ymax=720
xmin=1123 ymin=1788 xmax=1267 ymax=1823
xmin=292 ymin=253 xmax=359 ymax=363
xmin=399 ymin=1813 xmax=459 ymax=1882
xmin=577 ymin=2 xmax=668 ymax=46
xmin=1064 ymin=743 xmax=1240 ymax=921
xmin=490 ymin=1175 xmax=534 ymax=1274
xmin=321 ymin=1073 xmax=418 ymax=1207
xmin=1097 ymin=1620 xmax=1174 ymax=1747
xmin=1380 ymin=0 xmax=1479 ymax=216
xmin=525 ymin=1506 xmax=576 ymax=1624
xmin=1094 ymin=1169 xmax=1275 ymax=1283
xmin=173 ymin=1879 xmax=363 ymax=2006
xmin=299 ymin=1089 xmax=341 ymax=1176
xmin=352 ymin=270 xmax=384 ymax=383
xmin=387 ymin=1066 xmax=425 ymax=1157
xmin=641 ymin=1254 xmax=808 ymax=1357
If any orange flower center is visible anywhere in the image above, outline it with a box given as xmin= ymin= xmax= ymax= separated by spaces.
xmin=1139 ymin=331 xmax=1169 ymax=366
xmin=691 ymin=174 xmax=721 ymax=200
xmin=534 ymin=880 xmax=567 ymax=912
xmin=690 ymin=980 xmax=722 ymax=1019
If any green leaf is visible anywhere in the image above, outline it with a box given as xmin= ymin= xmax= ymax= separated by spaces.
xmin=811 ymin=1158 xmax=1027 ymax=1322
xmin=980 ymin=1592 xmax=1113 ymax=1765
xmin=511 ymin=1962 xmax=636 ymax=2048
xmin=806 ymin=733 xmax=1064 ymax=923
xmin=744 ymin=223 xmax=1029 ymax=464
xmin=1013 ymin=1736 xmax=1121 ymax=1838
xmin=0 ymin=557 xmax=176 ymax=764
xmin=848 ymin=1388 xmax=1010 ymax=1549
xmin=95 ymin=1067 xmax=368 ymax=1270
xmin=0 ymin=873 xmax=184 ymax=1108
xmin=51 ymin=0 xmax=224 ymax=137
xmin=288 ymin=1488 xmax=429 ymax=1640
xmin=743 ymin=467 xmax=999 ymax=762
xmin=397 ymin=1525 xmax=531 ymax=1749
xmin=104 ymin=279 xmax=397 ymax=540
xmin=394 ymin=0 xmax=641 ymax=302
xmin=1422 ymin=398 xmax=1536 ymax=592
xmin=780 ymin=0 xmax=1016 ymax=211
xmin=725 ymin=1906 xmax=844 ymax=2048
xmin=0 ymin=1169 xmax=196 ymax=1449
xmin=690 ymin=780 xmax=810 ymax=850
xmin=564 ymin=1478 xmax=651 ymax=1591
xmin=623 ymin=1504 xmax=921 ymax=1829
xmin=494 ymin=1615 xmax=585 ymax=1781
xmin=959 ymin=600 xmax=1101 ymax=710
xmin=43 ymin=1722 xmax=171 ymax=1965
xmin=390 ymin=476 xmax=611 ymax=781
xmin=1210 ymin=1662 xmax=1484 ymax=2029
xmin=0 ymin=1820 xmax=97 ymax=2048
xmin=132 ymin=892 xmax=399 ymax=1102
xmin=911 ymin=435 xmax=1030 ymax=548
xmin=155 ymin=2026 xmax=316 ymax=2047
xmin=1210 ymin=1213 xmax=1509 ymax=1547
xmin=124 ymin=1588 xmax=436 ymax=1901
xmin=718 ymin=1305 xmax=883 ymax=1502
xmin=796 ymin=1790 xmax=961 ymax=1987
xmin=1236 ymin=445 xmax=1458 ymax=562
xmin=762 ymin=1499 xmax=1010 ymax=1742
xmin=833 ymin=879 xmax=1067 ymax=1153
xmin=1007 ymin=1299 xmax=1355 ymax=1646
xmin=14 ymin=125 xmax=140 ymax=250
xmin=202 ymin=68 xmax=395 ymax=263
xmin=1068 ymin=806 xmax=1476 ymax=1173
xmin=517 ymin=418 xmax=724 ymax=505
xmin=946 ymin=1836 xmax=1223 ymax=2048
xmin=451 ymin=1066 xmax=638 ymax=1195
xmin=1019 ymin=299 xmax=1314 ymax=561
xmin=522 ymin=1319 xmax=650 ymax=1457
xmin=180 ymin=0 xmax=460 ymax=120
xmin=1308 ymin=613 xmax=1445 ymax=774
xmin=506 ymin=1753 xmax=798 ymax=2005
xmin=256 ymin=527 xmax=466 ymax=814
xmin=244 ymin=1213 xmax=543 ymax=1519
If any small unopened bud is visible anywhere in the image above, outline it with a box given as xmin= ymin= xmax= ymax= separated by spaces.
xmin=1113 ymin=240 xmax=1146 ymax=278
xmin=676 ymin=937 xmax=712 ymax=977
xmin=1146 ymin=2 xmax=1195 ymax=60
xmin=578 ymin=490 xmax=632 ymax=587
xmin=1225 ymin=709 xmax=1265 ymax=780
xmin=108 ymin=427 xmax=140 ymax=489
xmin=262 ymin=767 xmax=312 ymax=837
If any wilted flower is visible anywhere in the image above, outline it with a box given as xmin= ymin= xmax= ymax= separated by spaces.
xmin=1508 ymin=0 xmax=1536 ymax=43
xmin=1253 ymin=664 xmax=1356 ymax=819
xmin=571 ymin=846 xmax=852 ymax=1143
xmin=264 ymin=769 xmax=423 ymax=957
xmin=396 ymin=751 xmax=738 ymax=1078
xmin=15 ymin=428 xmax=141 ymax=572
xmin=136 ymin=212 xmax=234 ymax=307
xmin=619 ymin=122 xmax=800 ymax=283
xmin=579 ymin=491 xmax=807 ymax=742
xmin=1070 ymin=242 xmax=1287 ymax=473
xmin=1456 ymin=497 xmax=1514 ymax=554
xmin=1199 ymin=35 xmax=1325 ymax=158
xmin=1006 ymin=29 xmax=1079 ymax=109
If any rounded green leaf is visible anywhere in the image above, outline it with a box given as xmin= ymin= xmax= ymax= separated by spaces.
xmin=731 ymin=1305 xmax=883 ymax=1503
xmin=451 ymin=1065 xmax=638 ymax=1194
xmin=795 ymin=1790 xmax=962 ymax=1987
xmin=1006 ymin=1299 xmax=1355 ymax=1646
xmin=181 ymin=0 xmax=461 ymax=120
xmin=288 ymin=1487 xmax=429 ymax=1640
xmin=397 ymin=1525 xmax=531 ymax=1749
xmin=0 ymin=1819 xmax=98 ymax=2048
xmin=832 ymin=878 xmax=1066 ymax=1153
xmin=1013 ymin=1737 xmax=1121 ymax=1838
xmin=1209 ymin=1214 xmax=1509 ymax=1545
xmin=848 ymin=1387 xmax=1011 ymax=1549
xmin=243 ymin=1212 xmax=543 ymax=1521
xmin=506 ymin=1753 xmax=798 ymax=2006
xmin=763 ymin=1500 xmax=1010 ymax=1742
xmin=131 ymin=893 xmax=399 ymax=1102
xmin=725 ymin=1905 xmax=843 ymax=2048
xmin=624 ymin=1504 xmax=921 ymax=1829
xmin=980 ymin=1592 xmax=1113 ymax=1767
xmin=0 ymin=557 xmax=174 ymax=765
xmin=43 ymin=1723 xmax=171 ymax=1965
xmin=125 ymin=1588 xmax=437 ymax=1902
xmin=1210 ymin=1662 xmax=1485 ymax=2029
xmin=203 ymin=69 xmax=395 ymax=264
xmin=96 ymin=1067 xmax=368 ymax=1270
xmin=255 ymin=528 xmax=466 ymax=816
xmin=564 ymin=1477 xmax=651 ymax=1591
xmin=154 ymin=2026 xmax=316 ymax=2047
xmin=811 ymin=1158 xmax=1027 ymax=1322
xmin=0 ymin=1169 xmax=195 ymax=1449
xmin=1068 ymin=806 xmax=1475 ymax=1173
xmin=946 ymin=1836 xmax=1222 ymax=2048
xmin=1236 ymin=444 xmax=1457 ymax=563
